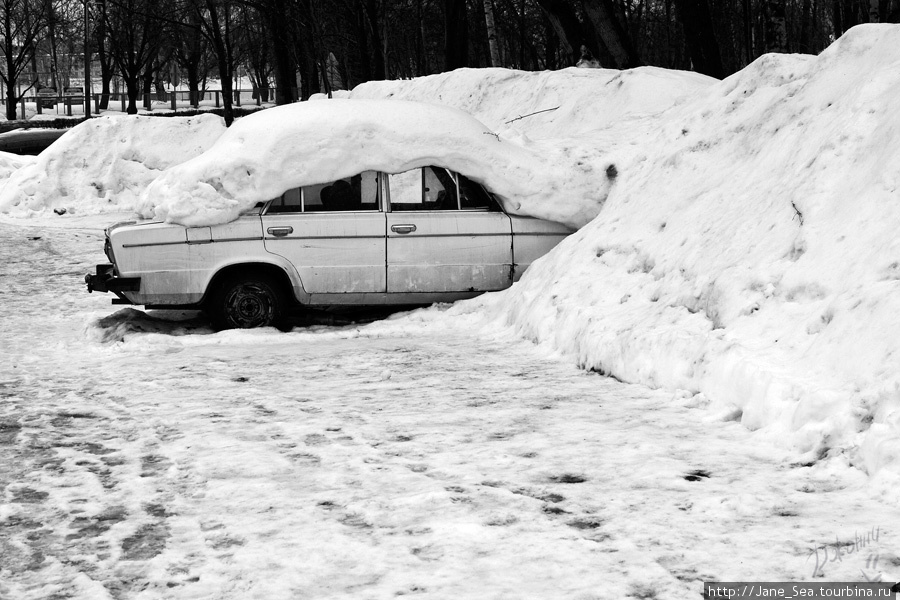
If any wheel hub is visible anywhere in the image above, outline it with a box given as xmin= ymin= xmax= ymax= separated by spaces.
xmin=226 ymin=284 xmax=273 ymax=327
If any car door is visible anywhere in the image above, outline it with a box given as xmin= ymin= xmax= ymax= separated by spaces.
xmin=385 ymin=167 xmax=513 ymax=293
xmin=261 ymin=170 xmax=387 ymax=294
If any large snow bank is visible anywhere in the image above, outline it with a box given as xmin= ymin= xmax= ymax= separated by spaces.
xmin=138 ymin=98 xmax=625 ymax=227
xmin=448 ymin=24 xmax=899 ymax=482
xmin=0 ymin=115 xmax=225 ymax=217
xmin=350 ymin=66 xmax=714 ymax=140
xmin=0 ymin=69 xmax=709 ymax=227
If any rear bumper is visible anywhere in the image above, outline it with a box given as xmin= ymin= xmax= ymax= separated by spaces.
xmin=85 ymin=264 xmax=141 ymax=295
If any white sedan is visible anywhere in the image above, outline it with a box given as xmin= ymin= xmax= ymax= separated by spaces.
xmin=86 ymin=166 xmax=572 ymax=329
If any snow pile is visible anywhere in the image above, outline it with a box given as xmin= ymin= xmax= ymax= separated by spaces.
xmin=0 ymin=150 xmax=36 ymax=181
xmin=0 ymin=69 xmax=709 ymax=227
xmin=138 ymin=98 xmax=624 ymax=227
xmin=350 ymin=66 xmax=714 ymax=140
xmin=446 ymin=24 xmax=899 ymax=480
xmin=0 ymin=115 xmax=225 ymax=217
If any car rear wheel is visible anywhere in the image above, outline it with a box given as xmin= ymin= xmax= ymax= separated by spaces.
xmin=209 ymin=275 xmax=286 ymax=330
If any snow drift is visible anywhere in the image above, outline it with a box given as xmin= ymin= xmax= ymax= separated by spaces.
xmin=138 ymin=98 xmax=618 ymax=227
xmin=0 ymin=150 xmax=35 ymax=181
xmin=0 ymin=114 xmax=225 ymax=217
xmin=448 ymin=25 xmax=898 ymax=482
xmin=349 ymin=65 xmax=714 ymax=140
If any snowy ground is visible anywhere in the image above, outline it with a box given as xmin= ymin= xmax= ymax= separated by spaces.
xmin=1 ymin=215 xmax=898 ymax=599
xmin=3 ymin=23 xmax=900 ymax=598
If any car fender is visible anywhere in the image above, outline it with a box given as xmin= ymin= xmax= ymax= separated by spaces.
xmin=201 ymin=256 xmax=311 ymax=305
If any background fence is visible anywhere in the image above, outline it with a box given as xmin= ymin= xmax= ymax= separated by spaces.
xmin=6 ymin=88 xmax=279 ymax=121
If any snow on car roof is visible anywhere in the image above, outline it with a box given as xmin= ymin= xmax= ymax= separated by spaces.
xmin=137 ymin=98 xmax=612 ymax=227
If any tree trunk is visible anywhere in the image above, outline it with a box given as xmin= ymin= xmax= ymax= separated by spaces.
xmin=444 ymin=0 xmax=469 ymax=70
xmin=5 ymin=76 xmax=16 ymax=121
xmin=833 ymin=0 xmax=859 ymax=36
xmin=535 ymin=0 xmax=594 ymax=65
xmin=187 ymin=61 xmax=200 ymax=106
xmin=798 ymin=0 xmax=813 ymax=52
xmin=46 ymin=0 xmax=61 ymax=93
xmin=142 ymin=67 xmax=153 ymax=96
xmin=100 ymin=68 xmax=112 ymax=109
xmin=742 ymin=0 xmax=752 ymax=63
xmin=764 ymin=0 xmax=788 ymax=52
xmin=416 ymin=0 xmax=427 ymax=73
xmin=268 ymin=0 xmax=298 ymax=104
xmin=364 ymin=0 xmax=386 ymax=79
xmin=545 ymin=19 xmax=559 ymax=69
xmin=205 ymin=0 xmax=234 ymax=126
xmin=124 ymin=74 xmax=140 ymax=114
xmin=580 ymin=0 xmax=642 ymax=68
xmin=483 ymin=0 xmax=501 ymax=66
xmin=672 ymin=0 xmax=726 ymax=78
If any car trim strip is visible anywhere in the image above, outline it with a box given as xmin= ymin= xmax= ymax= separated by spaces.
xmin=123 ymin=231 xmax=561 ymax=249
xmin=264 ymin=235 xmax=385 ymax=240
xmin=385 ymin=232 xmax=507 ymax=239
xmin=510 ymin=232 xmax=567 ymax=237
xmin=122 ymin=237 xmax=264 ymax=248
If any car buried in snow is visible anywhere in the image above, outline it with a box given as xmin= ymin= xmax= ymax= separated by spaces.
xmin=85 ymin=166 xmax=572 ymax=329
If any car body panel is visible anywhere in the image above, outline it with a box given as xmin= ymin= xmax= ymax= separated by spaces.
xmin=262 ymin=211 xmax=387 ymax=294
xmin=386 ymin=210 xmax=513 ymax=293
xmin=509 ymin=215 xmax=575 ymax=280
xmin=109 ymin=217 xmax=302 ymax=306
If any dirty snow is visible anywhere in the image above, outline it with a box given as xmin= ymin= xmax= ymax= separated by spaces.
xmin=1 ymin=22 xmax=900 ymax=597
xmin=1 ymin=215 xmax=898 ymax=599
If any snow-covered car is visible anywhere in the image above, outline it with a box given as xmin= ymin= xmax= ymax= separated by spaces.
xmin=85 ymin=166 xmax=572 ymax=329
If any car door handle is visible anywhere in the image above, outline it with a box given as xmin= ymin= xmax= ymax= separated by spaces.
xmin=267 ymin=226 xmax=294 ymax=237
xmin=391 ymin=224 xmax=417 ymax=234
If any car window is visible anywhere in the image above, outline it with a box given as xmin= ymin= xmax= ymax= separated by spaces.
xmin=458 ymin=174 xmax=494 ymax=210
xmin=388 ymin=166 xmax=459 ymax=211
xmin=266 ymin=170 xmax=380 ymax=213
xmin=267 ymin=187 xmax=303 ymax=213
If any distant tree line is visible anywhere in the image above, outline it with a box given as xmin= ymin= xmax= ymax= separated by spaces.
xmin=1 ymin=0 xmax=897 ymax=122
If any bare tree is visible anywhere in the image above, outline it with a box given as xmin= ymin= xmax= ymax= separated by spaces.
xmin=0 ymin=0 xmax=46 ymax=120
xmin=483 ymin=0 xmax=501 ymax=66
xmin=444 ymin=0 xmax=469 ymax=69
xmin=104 ymin=0 xmax=165 ymax=114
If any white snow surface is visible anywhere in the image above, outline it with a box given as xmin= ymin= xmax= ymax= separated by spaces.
xmin=0 ymin=25 xmax=897 ymax=482
xmin=0 ymin=150 xmax=36 ymax=180
xmin=452 ymin=25 xmax=899 ymax=480
xmin=0 ymin=114 xmax=225 ymax=217
xmin=136 ymin=98 xmax=621 ymax=227
xmin=349 ymin=65 xmax=714 ymax=140
xmin=3 ymin=215 xmax=897 ymax=598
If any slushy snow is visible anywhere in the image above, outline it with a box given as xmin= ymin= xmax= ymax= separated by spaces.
xmin=1 ymin=24 xmax=899 ymax=484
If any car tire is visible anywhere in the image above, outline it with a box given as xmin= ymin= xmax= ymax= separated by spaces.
xmin=209 ymin=275 xmax=286 ymax=330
